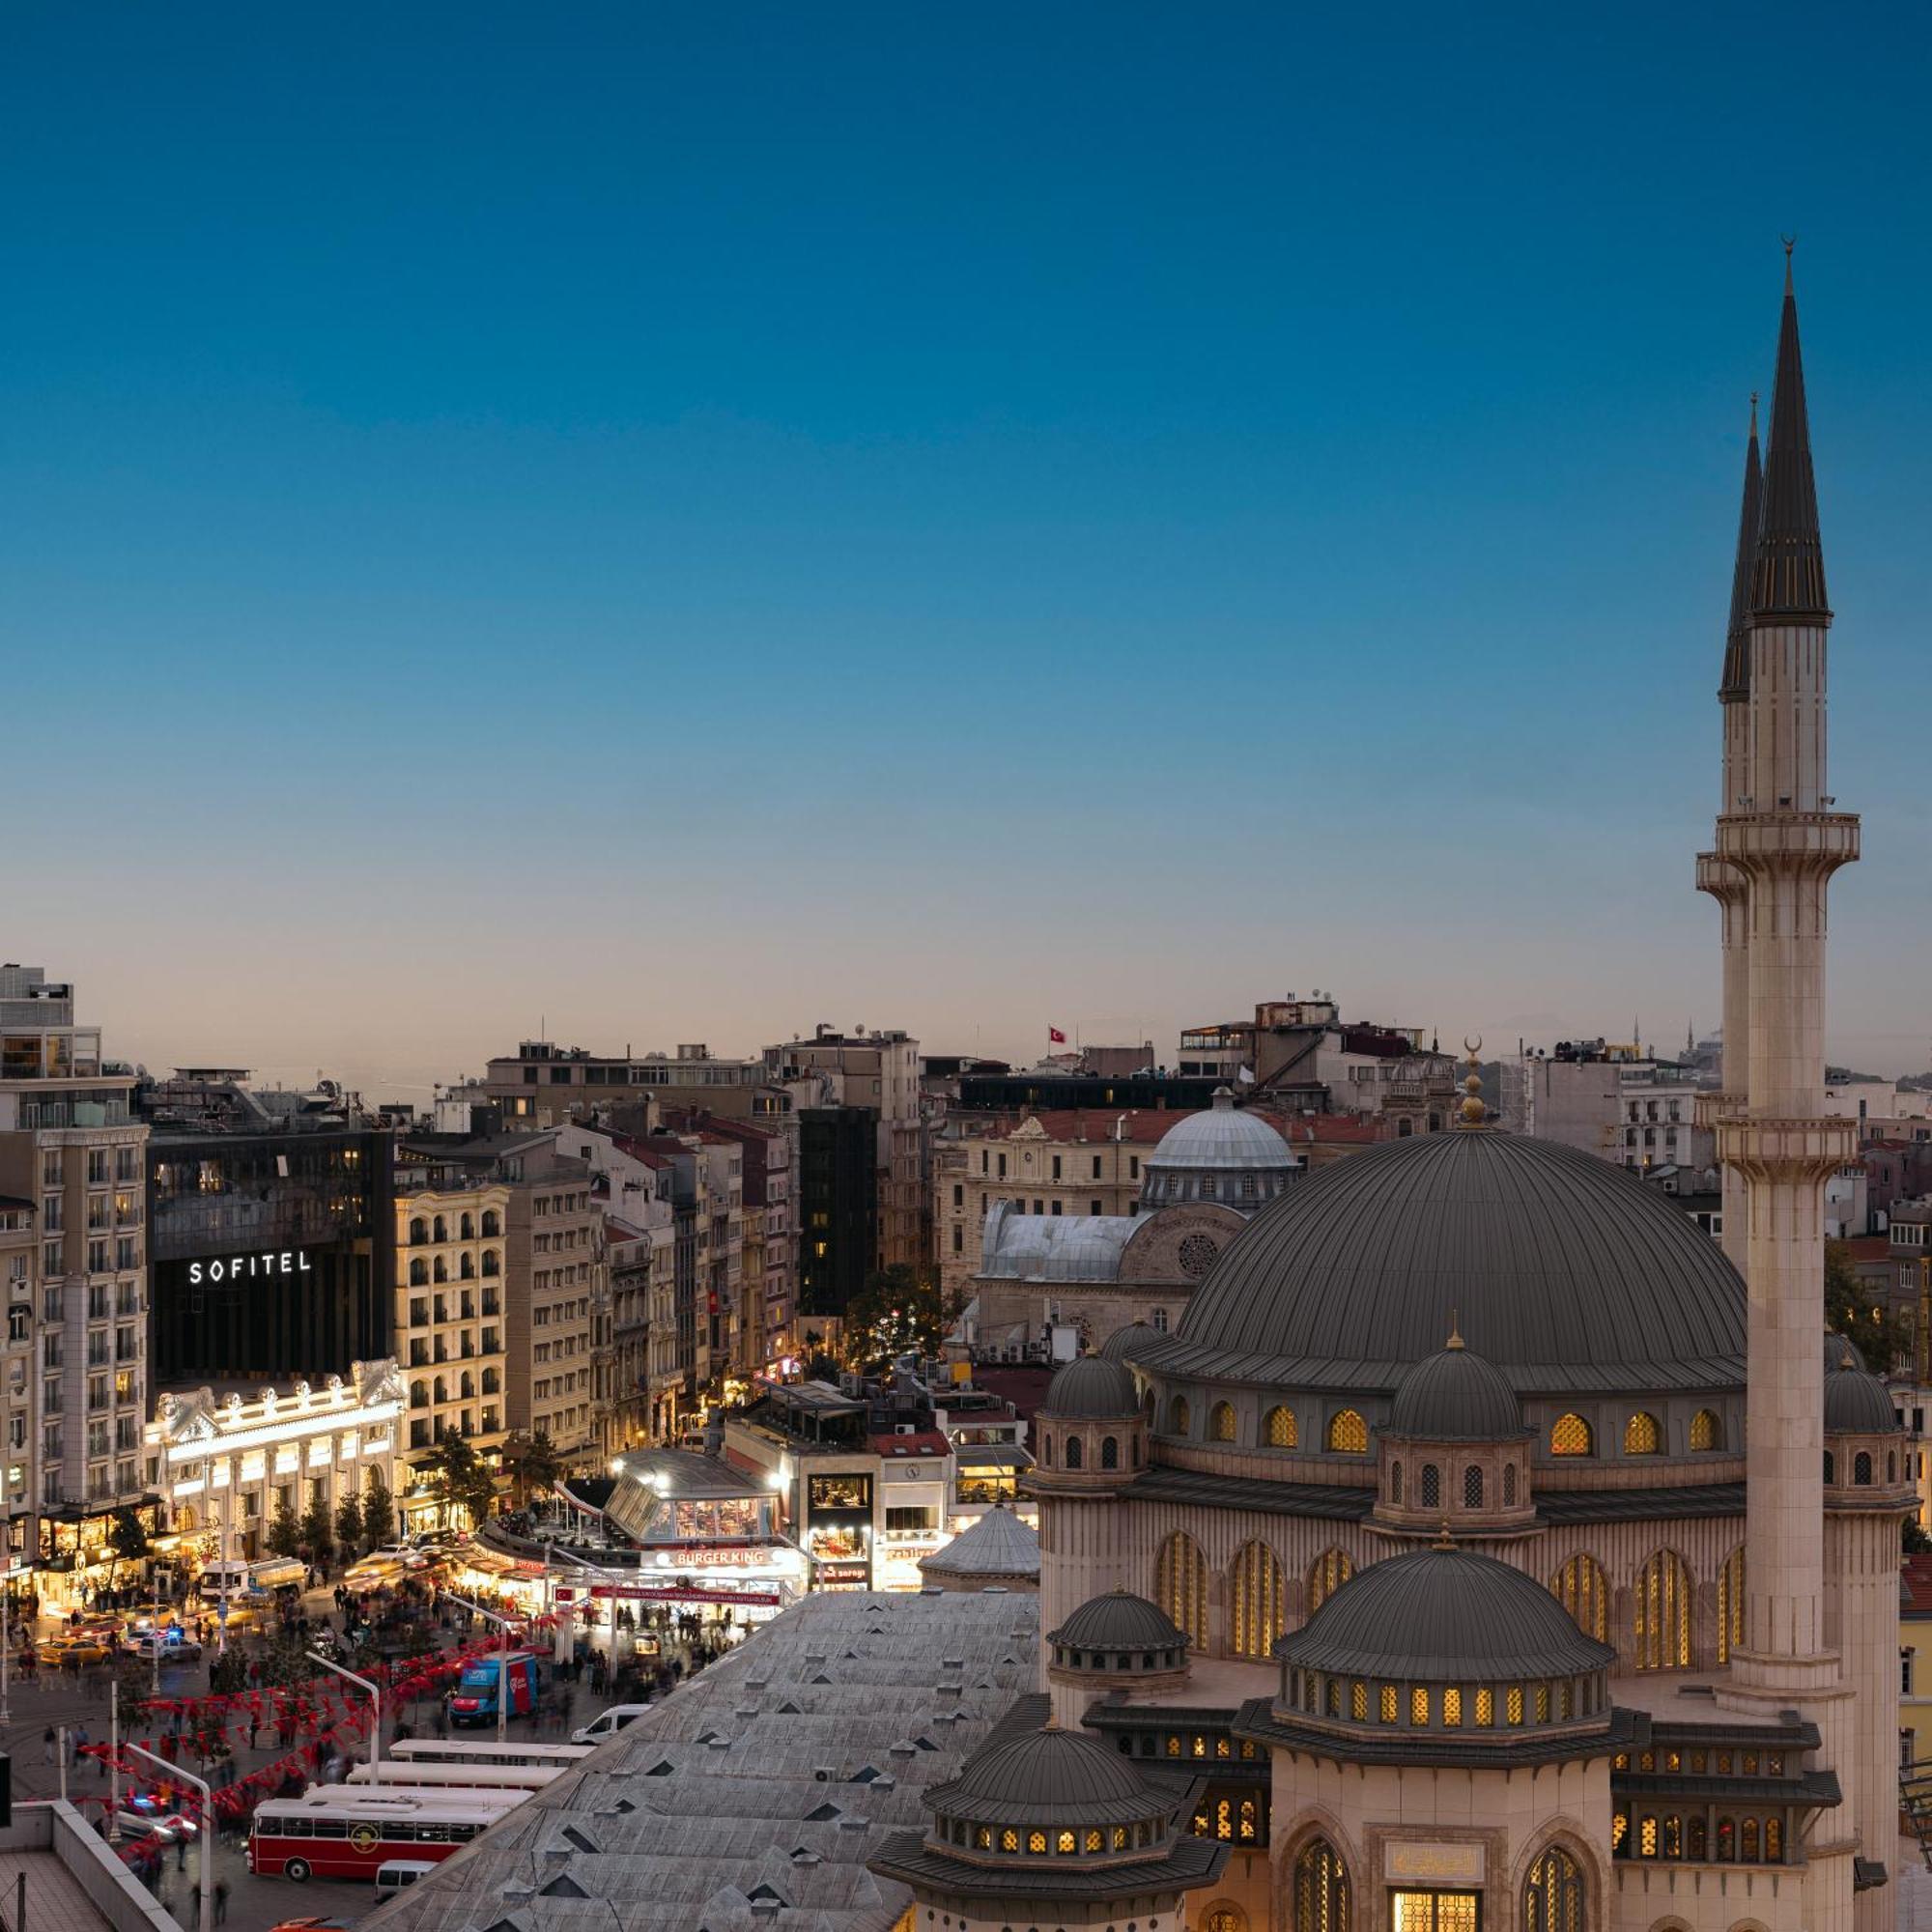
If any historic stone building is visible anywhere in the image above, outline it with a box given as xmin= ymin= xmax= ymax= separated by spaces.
xmin=883 ymin=264 xmax=1906 ymax=1932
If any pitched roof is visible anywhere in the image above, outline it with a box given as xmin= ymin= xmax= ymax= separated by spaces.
xmin=918 ymin=1504 xmax=1039 ymax=1579
xmin=1749 ymin=254 xmax=1830 ymax=622
xmin=1902 ymin=1553 xmax=1932 ymax=1616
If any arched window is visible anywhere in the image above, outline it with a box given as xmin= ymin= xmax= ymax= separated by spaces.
xmin=433 ymin=1257 xmax=448 ymax=1282
xmin=432 ymin=1377 xmax=447 ymax=1405
xmin=459 ymin=1212 xmax=474 ymax=1240
xmin=1550 ymin=1553 xmax=1609 ymax=1641
xmin=1209 ymin=1401 xmax=1236 ymax=1443
xmin=1824 ymin=1448 xmax=1835 ymax=1484
xmin=1389 ymin=1460 xmax=1404 ymax=1504
xmin=1100 ymin=1435 xmax=1119 ymax=1469
xmin=1766 ymin=1815 xmax=1782 ymax=1861
xmin=1265 ymin=1406 xmax=1297 ymax=1448
xmin=1741 ymin=1817 xmax=1760 ymax=1862
xmin=1463 ymin=1463 xmax=1484 ymax=1509
xmin=1202 ymin=1908 xmax=1249 ymax=1932
xmin=1327 ymin=1408 xmax=1368 ymax=1454
xmin=1522 ymin=1843 xmax=1584 ymax=1932
xmin=1307 ymin=1547 xmax=1353 ymax=1613
xmin=1634 ymin=1548 xmax=1691 ymax=1669
xmin=432 ymin=1215 xmax=447 ymax=1242
xmin=1169 ymin=1395 xmax=1191 ymax=1436
xmin=1690 ymin=1407 xmax=1722 ymax=1451
xmin=409 ymin=1381 xmax=428 ymax=1410
xmin=1502 ymin=1462 xmax=1518 ymax=1506
xmin=1156 ymin=1531 xmax=1208 ymax=1648
xmin=1065 ymin=1435 xmax=1083 ymax=1469
xmin=1855 ymin=1450 xmax=1873 ymax=1485
xmin=1718 ymin=1545 xmax=1745 ymax=1663
xmin=1420 ymin=1463 xmax=1440 ymax=1508
xmin=409 ymin=1217 xmax=427 ymax=1245
xmin=1550 ymin=1412 xmax=1593 ymax=1457
xmin=1890 ymin=1451 xmax=1899 ymax=1485
xmin=409 ymin=1259 xmax=428 ymax=1287
xmin=459 ymin=1253 xmax=475 ymax=1279
xmin=1623 ymin=1411 xmax=1662 ymax=1456
xmin=1231 ymin=1541 xmax=1286 ymax=1659
xmin=1293 ymin=1837 xmax=1349 ymax=1932
xmin=482 ymin=1250 xmax=500 ymax=1277
xmin=459 ymin=1372 xmax=474 ymax=1400
xmin=481 ymin=1210 xmax=501 ymax=1237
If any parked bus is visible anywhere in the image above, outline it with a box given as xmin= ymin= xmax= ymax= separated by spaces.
xmin=344 ymin=1762 xmax=560 ymax=1793
xmin=389 ymin=1741 xmax=592 ymax=1771
xmin=247 ymin=1788 xmax=525 ymax=1883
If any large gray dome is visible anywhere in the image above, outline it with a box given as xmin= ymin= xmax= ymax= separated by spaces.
xmin=1277 ymin=1547 xmax=1615 ymax=1681
xmin=1147 ymin=1129 xmax=1746 ymax=1393
xmin=1042 ymin=1354 xmax=1140 ymax=1419
xmin=1387 ymin=1341 xmax=1524 ymax=1440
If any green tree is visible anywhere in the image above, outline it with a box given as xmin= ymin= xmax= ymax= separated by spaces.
xmin=1826 ymin=1239 xmax=1914 ymax=1374
xmin=266 ymin=1499 xmax=302 ymax=1558
xmin=503 ymin=1430 xmax=562 ymax=1505
xmin=417 ymin=1435 xmax=497 ymax=1530
xmin=333 ymin=1491 xmax=364 ymax=1553
xmin=299 ymin=1496 xmax=334 ymax=1567
xmin=105 ymin=1507 xmax=150 ymax=1586
xmin=360 ymin=1472 xmax=396 ymax=1548
xmin=840 ymin=1264 xmax=944 ymax=1369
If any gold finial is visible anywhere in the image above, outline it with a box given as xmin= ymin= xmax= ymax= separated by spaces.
xmin=1434 ymin=1518 xmax=1456 ymax=1550
xmin=1445 ymin=1309 xmax=1463 ymax=1351
xmin=1458 ymin=1036 xmax=1488 ymax=1126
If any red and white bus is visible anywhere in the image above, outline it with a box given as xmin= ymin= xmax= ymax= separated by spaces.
xmin=247 ymin=1788 xmax=525 ymax=1882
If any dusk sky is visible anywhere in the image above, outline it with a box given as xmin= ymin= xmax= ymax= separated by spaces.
xmin=3 ymin=4 xmax=1926 ymax=1099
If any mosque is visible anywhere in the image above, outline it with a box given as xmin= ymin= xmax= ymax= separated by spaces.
xmin=871 ymin=264 xmax=1908 ymax=1932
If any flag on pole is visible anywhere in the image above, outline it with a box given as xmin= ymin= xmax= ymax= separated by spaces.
xmin=1047 ymin=1027 xmax=1066 ymax=1044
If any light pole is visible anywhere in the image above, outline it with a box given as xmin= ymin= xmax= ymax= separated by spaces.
xmin=440 ymin=1591 xmax=513 ymax=1743
xmin=307 ymin=1651 xmax=383 ymax=1786
xmin=123 ymin=1740 xmax=213 ymax=1932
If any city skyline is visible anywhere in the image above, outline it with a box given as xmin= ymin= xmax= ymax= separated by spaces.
xmin=4 ymin=5 xmax=1927 ymax=1093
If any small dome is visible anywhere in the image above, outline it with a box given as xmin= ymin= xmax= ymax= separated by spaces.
xmin=1042 ymin=1354 xmax=1140 ymax=1420
xmin=1144 ymin=1090 xmax=1294 ymax=1174
xmin=1277 ymin=1548 xmax=1614 ymax=1682
xmin=917 ymin=1503 xmax=1039 ymax=1580
xmin=1049 ymin=1589 xmax=1183 ymax=1654
xmin=1825 ymin=1331 xmax=1861 ymax=1374
xmin=1825 ymin=1358 xmax=1898 ymax=1435
xmin=1387 ymin=1339 xmax=1523 ymax=1441
xmin=1100 ymin=1321 xmax=1159 ymax=1364
xmin=940 ymin=1725 xmax=1161 ymax=1821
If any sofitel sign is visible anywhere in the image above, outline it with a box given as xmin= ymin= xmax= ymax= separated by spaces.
xmin=186 ymin=1250 xmax=315 ymax=1286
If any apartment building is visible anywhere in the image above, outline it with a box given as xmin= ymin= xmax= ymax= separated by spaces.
xmin=0 ymin=967 xmax=154 ymax=1602
xmin=482 ymin=1038 xmax=786 ymax=1128
xmin=0 ymin=1193 xmax=35 ymax=1583
xmin=392 ymin=1179 xmax=511 ymax=1525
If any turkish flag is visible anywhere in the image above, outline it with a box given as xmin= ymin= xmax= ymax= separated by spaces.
xmin=1048 ymin=1027 xmax=1066 ymax=1044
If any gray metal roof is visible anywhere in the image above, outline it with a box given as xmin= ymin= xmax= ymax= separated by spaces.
xmin=1386 ymin=1342 xmax=1524 ymax=1441
xmin=1141 ymin=1129 xmax=1747 ymax=1395
xmin=1041 ymin=1355 xmax=1139 ymax=1420
xmin=1825 ymin=1362 xmax=1900 ymax=1435
xmin=1144 ymin=1093 xmax=1294 ymax=1173
xmin=1099 ymin=1321 xmax=1160 ymax=1363
xmin=929 ymin=1724 xmax=1166 ymax=1825
xmin=1749 ymin=257 xmax=1830 ymax=622
xmin=1048 ymin=1589 xmax=1183 ymax=1653
xmin=917 ymin=1505 xmax=1039 ymax=1579
xmin=1275 ymin=1547 xmax=1616 ymax=1682
xmin=1121 ymin=1468 xmax=1374 ymax=1521
xmin=978 ymin=1206 xmax=1136 ymax=1284
xmin=362 ymin=1589 xmax=1039 ymax=1932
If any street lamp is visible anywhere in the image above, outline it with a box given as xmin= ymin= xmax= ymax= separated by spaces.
xmin=440 ymin=1590 xmax=514 ymax=1743
xmin=123 ymin=1741 xmax=213 ymax=1932
xmin=308 ymin=1650 xmax=383 ymax=1787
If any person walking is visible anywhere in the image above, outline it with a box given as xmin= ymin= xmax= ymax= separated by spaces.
xmin=213 ymin=1881 xmax=229 ymax=1924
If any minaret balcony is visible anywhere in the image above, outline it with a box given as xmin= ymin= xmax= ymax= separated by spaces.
xmin=1695 ymin=1091 xmax=1744 ymax=1131
xmin=1714 ymin=811 xmax=1861 ymax=871
xmin=1717 ymin=1117 xmax=1858 ymax=1181
xmin=1694 ymin=850 xmax=1745 ymax=901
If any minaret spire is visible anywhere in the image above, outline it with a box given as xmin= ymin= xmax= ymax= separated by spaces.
xmin=1749 ymin=247 xmax=1830 ymax=622
xmin=1718 ymin=395 xmax=1763 ymax=701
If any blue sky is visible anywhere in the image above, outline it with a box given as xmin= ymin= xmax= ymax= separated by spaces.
xmin=2 ymin=3 xmax=1926 ymax=1094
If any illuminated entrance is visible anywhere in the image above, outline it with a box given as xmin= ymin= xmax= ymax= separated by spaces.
xmin=1390 ymin=1892 xmax=1479 ymax=1932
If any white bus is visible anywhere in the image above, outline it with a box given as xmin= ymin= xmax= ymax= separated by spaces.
xmin=389 ymin=1740 xmax=593 ymax=1771
xmin=346 ymin=1761 xmax=561 ymax=1793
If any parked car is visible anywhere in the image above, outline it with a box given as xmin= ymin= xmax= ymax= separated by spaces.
xmin=42 ymin=1634 xmax=114 ymax=1666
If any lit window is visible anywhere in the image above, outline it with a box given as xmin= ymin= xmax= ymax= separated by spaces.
xmin=1690 ymin=1407 xmax=1722 ymax=1451
xmin=1442 ymin=1688 xmax=1463 ymax=1726
xmin=1624 ymin=1411 xmax=1662 ymax=1455
xmin=1410 ymin=1687 xmax=1429 ymax=1725
xmin=1265 ymin=1406 xmax=1297 ymax=1448
xmin=1549 ymin=1412 xmax=1593 ymax=1457
xmin=1209 ymin=1402 xmax=1236 ymax=1443
xmin=1327 ymin=1408 xmax=1368 ymax=1453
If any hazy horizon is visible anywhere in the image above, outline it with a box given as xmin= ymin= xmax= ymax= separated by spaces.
xmin=5 ymin=5 xmax=1926 ymax=1097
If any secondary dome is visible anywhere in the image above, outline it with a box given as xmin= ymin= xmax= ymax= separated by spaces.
xmin=1050 ymin=1589 xmax=1184 ymax=1654
xmin=1824 ymin=1357 xmax=1898 ymax=1435
xmin=938 ymin=1724 xmax=1164 ymax=1821
xmin=1100 ymin=1321 xmax=1160 ymax=1363
xmin=1042 ymin=1355 xmax=1140 ymax=1419
xmin=1152 ymin=1129 xmax=1746 ymax=1391
xmin=1388 ymin=1339 xmax=1524 ymax=1440
xmin=1144 ymin=1090 xmax=1296 ymax=1174
xmin=1277 ymin=1547 xmax=1614 ymax=1681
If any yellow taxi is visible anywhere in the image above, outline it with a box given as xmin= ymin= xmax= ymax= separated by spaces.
xmin=42 ymin=1634 xmax=114 ymax=1666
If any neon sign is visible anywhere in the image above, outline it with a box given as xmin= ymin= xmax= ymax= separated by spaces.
xmin=186 ymin=1250 xmax=315 ymax=1285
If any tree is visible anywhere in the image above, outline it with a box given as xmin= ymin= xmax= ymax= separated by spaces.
xmin=300 ymin=1496 xmax=334 ymax=1567
xmin=840 ymin=1264 xmax=945 ymax=1369
xmin=360 ymin=1472 xmax=396 ymax=1548
xmin=333 ymin=1491 xmax=363 ymax=1553
xmin=417 ymin=1435 xmax=497 ymax=1530
xmin=1825 ymin=1239 xmax=1914 ymax=1374
xmin=105 ymin=1507 xmax=150 ymax=1586
xmin=503 ymin=1430 xmax=562 ymax=1506
xmin=266 ymin=1499 xmax=301 ymax=1558
xmin=1906 ymin=1519 xmax=1932 ymax=1555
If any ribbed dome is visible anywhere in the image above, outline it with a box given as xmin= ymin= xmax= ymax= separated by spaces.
xmin=1144 ymin=1091 xmax=1294 ymax=1173
xmin=917 ymin=1502 xmax=1039 ymax=1579
xmin=1826 ymin=1331 xmax=1861 ymax=1374
xmin=942 ymin=1725 xmax=1156 ymax=1818
xmin=1387 ymin=1341 xmax=1524 ymax=1440
xmin=1049 ymin=1589 xmax=1182 ymax=1653
xmin=1100 ymin=1321 xmax=1159 ymax=1363
xmin=1152 ymin=1130 xmax=1746 ymax=1391
xmin=1042 ymin=1354 xmax=1140 ymax=1419
xmin=1825 ymin=1360 xmax=1898 ymax=1435
xmin=1277 ymin=1548 xmax=1614 ymax=1681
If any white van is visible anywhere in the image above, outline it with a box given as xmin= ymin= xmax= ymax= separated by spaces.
xmin=376 ymin=1860 xmax=437 ymax=1899
xmin=571 ymin=1702 xmax=650 ymax=1747
xmin=193 ymin=1560 xmax=252 ymax=1605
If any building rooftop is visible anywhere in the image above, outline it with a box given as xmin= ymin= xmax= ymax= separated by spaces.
xmin=363 ymin=1589 xmax=1039 ymax=1932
